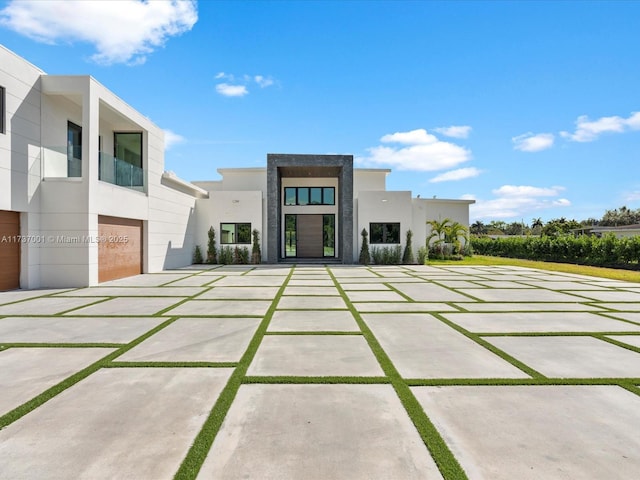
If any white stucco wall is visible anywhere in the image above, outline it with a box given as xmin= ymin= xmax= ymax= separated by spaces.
xmin=412 ymin=198 xmax=474 ymax=251
xmin=356 ymin=190 xmax=413 ymax=260
xmin=195 ymin=190 xmax=263 ymax=262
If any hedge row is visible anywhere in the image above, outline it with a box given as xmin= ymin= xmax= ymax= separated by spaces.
xmin=471 ymin=234 xmax=640 ymax=268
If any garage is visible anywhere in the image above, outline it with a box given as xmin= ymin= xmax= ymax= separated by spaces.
xmin=98 ymin=215 xmax=143 ymax=283
xmin=0 ymin=210 xmax=20 ymax=291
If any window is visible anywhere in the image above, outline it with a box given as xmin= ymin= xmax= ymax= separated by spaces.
xmin=282 ymin=187 xmax=335 ymax=206
xmin=67 ymin=121 xmax=82 ymax=177
xmin=220 ymin=223 xmax=251 ymax=244
xmin=114 ymin=132 xmax=142 ymax=168
xmin=323 ymin=214 xmax=335 ymax=257
xmin=0 ymin=86 xmax=5 ymax=134
xmin=370 ymin=223 xmax=400 ymax=244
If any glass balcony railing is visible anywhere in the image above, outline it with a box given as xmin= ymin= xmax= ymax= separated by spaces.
xmin=42 ymin=147 xmax=145 ymax=192
xmin=99 ymin=151 xmax=144 ymax=191
xmin=42 ymin=146 xmax=82 ymax=178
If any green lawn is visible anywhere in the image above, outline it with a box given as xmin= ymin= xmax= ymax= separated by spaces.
xmin=427 ymin=255 xmax=640 ymax=283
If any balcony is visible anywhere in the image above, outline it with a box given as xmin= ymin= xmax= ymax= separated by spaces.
xmin=41 ymin=147 xmax=145 ymax=192
xmin=99 ymin=151 xmax=145 ymax=192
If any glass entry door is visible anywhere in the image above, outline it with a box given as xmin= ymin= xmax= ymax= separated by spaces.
xmin=284 ymin=214 xmax=335 ymax=258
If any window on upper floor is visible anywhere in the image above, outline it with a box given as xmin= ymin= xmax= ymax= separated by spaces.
xmin=0 ymin=86 xmax=6 ymax=134
xmin=283 ymin=187 xmax=335 ymax=206
xmin=220 ymin=223 xmax=252 ymax=244
xmin=370 ymin=223 xmax=400 ymax=244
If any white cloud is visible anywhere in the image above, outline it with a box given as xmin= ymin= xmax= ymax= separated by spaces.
xmin=560 ymin=111 xmax=640 ymax=142
xmin=429 ymin=167 xmax=482 ymax=183
xmin=469 ymin=184 xmax=571 ymax=220
xmin=624 ymin=190 xmax=640 ymax=202
xmin=215 ymin=83 xmax=249 ymax=97
xmin=214 ymin=72 xmax=275 ymax=97
xmin=493 ymin=185 xmax=565 ymax=197
xmin=164 ymin=130 xmax=185 ymax=150
xmin=254 ymin=75 xmax=274 ymax=88
xmin=357 ymin=129 xmax=472 ymax=172
xmin=434 ymin=125 xmax=472 ymax=139
xmin=512 ymin=132 xmax=555 ymax=152
xmin=0 ymin=0 xmax=197 ymax=65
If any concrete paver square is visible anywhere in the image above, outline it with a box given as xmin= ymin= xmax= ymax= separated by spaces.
xmin=412 ymin=385 xmax=640 ymax=480
xmin=471 ymin=281 xmax=533 ymax=289
xmin=267 ymin=310 xmax=359 ymax=332
xmin=346 ymin=290 xmax=407 ymax=302
xmin=0 ymin=296 xmax=106 ymax=315
xmin=0 ymin=289 xmax=72 ymax=305
xmin=355 ymin=302 xmax=458 ymax=312
xmin=340 ymin=283 xmax=391 ymax=291
xmin=519 ymin=281 xmax=609 ymax=290
xmin=454 ymin=302 xmax=603 ymax=312
xmin=441 ymin=312 xmax=640 ymax=333
xmin=118 ymin=317 xmax=261 ymax=362
xmin=457 ymin=288 xmax=585 ymax=302
xmin=282 ymin=286 xmax=339 ymax=296
xmin=247 ymin=335 xmax=383 ymax=376
xmin=363 ymin=314 xmax=527 ymax=379
xmin=287 ymin=279 xmax=335 ymax=287
xmin=197 ymin=384 xmax=442 ymax=480
xmin=277 ymin=295 xmax=347 ymax=310
xmin=389 ymin=282 xmax=474 ymax=302
xmin=163 ymin=275 xmax=221 ymax=286
xmin=66 ymin=297 xmax=181 ymax=316
xmin=198 ymin=286 xmax=279 ymax=300
xmin=0 ymin=368 xmax=232 ymax=479
xmin=55 ymin=286 xmax=205 ymax=297
xmin=165 ymin=300 xmax=272 ymax=316
xmin=563 ymin=290 xmax=640 ymax=302
xmin=0 ymin=316 xmax=164 ymax=343
xmin=607 ymin=335 xmax=640 ymax=348
xmin=598 ymin=303 xmax=640 ymax=311
xmin=486 ymin=336 xmax=640 ymax=377
xmin=0 ymin=347 xmax=115 ymax=415
xmin=435 ymin=280 xmax=487 ymax=289
xmin=602 ymin=312 xmax=640 ymax=324
xmin=101 ymin=274 xmax=189 ymax=286
xmin=212 ymin=276 xmax=286 ymax=287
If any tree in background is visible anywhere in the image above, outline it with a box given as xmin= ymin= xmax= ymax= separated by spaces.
xmin=541 ymin=217 xmax=581 ymax=237
xmin=470 ymin=220 xmax=487 ymax=235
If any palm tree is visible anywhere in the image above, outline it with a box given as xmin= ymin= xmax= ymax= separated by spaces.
xmin=470 ymin=220 xmax=486 ymax=235
xmin=445 ymin=221 xmax=469 ymax=254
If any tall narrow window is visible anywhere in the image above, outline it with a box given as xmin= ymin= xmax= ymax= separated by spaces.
xmin=67 ymin=121 xmax=82 ymax=177
xmin=285 ymin=214 xmax=296 ymax=257
xmin=0 ymin=86 xmax=5 ymax=134
xmin=113 ymin=132 xmax=143 ymax=187
xmin=323 ymin=214 xmax=335 ymax=257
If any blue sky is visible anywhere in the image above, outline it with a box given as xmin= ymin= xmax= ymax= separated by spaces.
xmin=1 ymin=0 xmax=639 ymax=223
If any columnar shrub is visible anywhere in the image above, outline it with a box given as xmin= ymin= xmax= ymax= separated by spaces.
xmin=219 ymin=246 xmax=234 ymax=265
xmin=402 ymin=229 xmax=415 ymax=264
xmin=359 ymin=229 xmax=370 ymax=265
xmin=251 ymin=229 xmax=261 ymax=264
xmin=206 ymin=226 xmax=217 ymax=264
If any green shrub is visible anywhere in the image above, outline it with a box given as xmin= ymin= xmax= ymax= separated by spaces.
xmin=417 ymin=246 xmax=429 ymax=265
xmin=234 ymin=246 xmax=250 ymax=264
xmin=402 ymin=229 xmax=415 ymax=264
xmin=206 ymin=226 xmax=217 ymax=264
xmin=193 ymin=245 xmax=203 ymax=264
xmin=219 ymin=246 xmax=234 ymax=265
xmin=251 ymin=229 xmax=261 ymax=264
xmin=371 ymin=245 xmax=402 ymax=265
xmin=359 ymin=229 xmax=370 ymax=265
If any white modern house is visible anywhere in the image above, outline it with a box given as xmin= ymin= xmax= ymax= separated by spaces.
xmin=1 ymin=45 xmax=473 ymax=290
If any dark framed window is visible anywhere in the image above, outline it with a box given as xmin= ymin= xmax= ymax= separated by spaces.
xmin=323 ymin=214 xmax=335 ymax=257
xmin=282 ymin=187 xmax=335 ymax=206
xmin=114 ymin=132 xmax=142 ymax=168
xmin=0 ymin=86 xmax=5 ymax=134
xmin=220 ymin=223 xmax=251 ymax=244
xmin=370 ymin=223 xmax=400 ymax=244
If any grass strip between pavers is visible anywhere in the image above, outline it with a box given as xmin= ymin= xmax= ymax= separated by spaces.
xmin=263 ymin=330 xmax=362 ymax=336
xmin=326 ymin=268 xmax=469 ymax=480
xmin=433 ymin=314 xmax=545 ymax=379
xmin=0 ymin=342 xmax=126 ymax=348
xmin=106 ymin=361 xmax=238 ymax=368
xmin=404 ymin=377 xmax=640 ymax=386
xmin=172 ymin=266 xmax=295 ymax=480
xmin=243 ymin=376 xmax=391 ymax=384
xmin=0 ymin=316 xmax=179 ymax=429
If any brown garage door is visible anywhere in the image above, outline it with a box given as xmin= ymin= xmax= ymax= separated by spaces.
xmin=98 ymin=215 xmax=142 ymax=283
xmin=0 ymin=210 xmax=20 ymax=291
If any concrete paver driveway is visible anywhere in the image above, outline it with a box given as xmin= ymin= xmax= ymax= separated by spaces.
xmin=1 ymin=265 xmax=639 ymax=479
